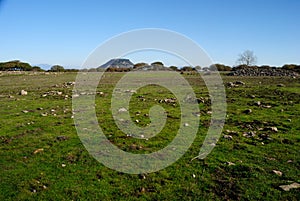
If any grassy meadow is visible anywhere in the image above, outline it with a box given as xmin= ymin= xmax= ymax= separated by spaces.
xmin=0 ymin=71 xmax=299 ymax=200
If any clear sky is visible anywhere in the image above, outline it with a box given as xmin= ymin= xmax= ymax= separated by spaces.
xmin=0 ymin=0 xmax=299 ymax=68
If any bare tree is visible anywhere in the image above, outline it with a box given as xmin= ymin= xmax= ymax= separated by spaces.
xmin=236 ymin=50 xmax=257 ymax=66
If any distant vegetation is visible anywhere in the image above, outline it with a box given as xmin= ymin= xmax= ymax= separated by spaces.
xmin=0 ymin=60 xmax=42 ymax=71
xmin=0 ymin=61 xmax=79 ymax=72
xmin=0 ymin=59 xmax=299 ymax=74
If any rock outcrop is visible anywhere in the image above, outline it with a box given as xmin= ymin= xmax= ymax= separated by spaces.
xmin=227 ymin=68 xmax=298 ymax=77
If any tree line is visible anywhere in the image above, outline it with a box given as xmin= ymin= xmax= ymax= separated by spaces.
xmin=1 ymin=56 xmax=299 ymax=73
xmin=0 ymin=61 xmax=79 ymax=72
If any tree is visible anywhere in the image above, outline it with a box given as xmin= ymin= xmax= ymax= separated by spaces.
xmin=32 ymin=66 xmax=44 ymax=72
xmin=282 ymin=64 xmax=300 ymax=73
xmin=133 ymin=62 xmax=148 ymax=69
xmin=0 ymin=60 xmax=32 ymax=71
xmin=50 ymin=65 xmax=65 ymax=72
xmin=236 ymin=50 xmax=257 ymax=66
xmin=209 ymin=64 xmax=232 ymax=71
xmin=151 ymin=61 xmax=164 ymax=66
xmin=169 ymin=66 xmax=178 ymax=71
xmin=194 ymin=65 xmax=202 ymax=71
xmin=181 ymin=66 xmax=193 ymax=71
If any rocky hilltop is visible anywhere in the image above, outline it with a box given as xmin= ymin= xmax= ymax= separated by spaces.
xmin=99 ymin=59 xmax=134 ymax=69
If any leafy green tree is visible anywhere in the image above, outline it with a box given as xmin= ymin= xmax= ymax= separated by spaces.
xmin=50 ymin=65 xmax=65 ymax=72
xmin=282 ymin=64 xmax=300 ymax=73
xmin=169 ymin=66 xmax=178 ymax=71
xmin=0 ymin=60 xmax=32 ymax=71
xmin=32 ymin=66 xmax=44 ymax=72
xmin=151 ymin=61 xmax=164 ymax=66
xmin=133 ymin=63 xmax=148 ymax=69
xmin=181 ymin=66 xmax=194 ymax=71
xmin=209 ymin=64 xmax=232 ymax=71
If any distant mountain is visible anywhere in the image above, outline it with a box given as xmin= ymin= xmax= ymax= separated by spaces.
xmin=35 ymin=64 xmax=52 ymax=70
xmin=99 ymin=58 xmax=134 ymax=69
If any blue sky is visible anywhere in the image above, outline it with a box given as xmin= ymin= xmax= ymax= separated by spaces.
xmin=0 ymin=0 xmax=299 ymax=68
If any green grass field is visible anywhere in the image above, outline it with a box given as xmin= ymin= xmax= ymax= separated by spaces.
xmin=0 ymin=72 xmax=299 ymax=200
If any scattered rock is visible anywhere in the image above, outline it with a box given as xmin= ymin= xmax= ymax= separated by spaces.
xmin=22 ymin=110 xmax=29 ymax=113
xmin=226 ymin=81 xmax=245 ymax=87
xmin=226 ymin=161 xmax=235 ymax=166
xmin=243 ymin=109 xmax=252 ymax=114
xmin=124 ymin=89 xmax=136 ymax=93
xmin=33 ymin=148 xmax=44 ymax=154
xmin=41 ymin=113 xmax=48 ymax=117
xmin=66 ymin=81 xmax=75 ymax=86
xmin=226 ymin=82 xmax=235 ymax=87
xmin=243 ymin=131 xmax=256 ymax=138
xmin=228 ymin=68 xmax=299 ymax=77
xmin=139 ymin=174 xmax=146 ymax=180
xmin=258 ymin=133 xmax=272 ymax=141
xmin=130 ymin=144 xmax=139 ymax=150
xmin=264 ymin=127 xmax=278 ymax=132
xmin=196 ymin=97 xmax=205 ymax=103
xmin=20 ymin=90 xmax=28 ymax=95
xmin=159 ymin=98 xmax=177 ymax=104
xmin=61 ymin=164 xmax=66 ymax=167
xmin=272 ymin=170 xmax=282 ymax=176
xmin=235 ymin=81 xmax=245 ymax=85
xmin=262 ymin=105 xmax=272 ymax=108
xmin=42 ymin=91 xmax=65 ymax=97
xmin=277 ymin=83 xmax=285 ymax=87
xmin=118 ymin=108 xmax=127 ymax=112
xmin=56 ymin=136 xmax=69 ymax=141
xmin=72 ymin=94 xmax=80 ymax=98
xmin=184 ymin=123 xmax=189 ymax=127
xmin=140 ymin=187 xmax=146 ymax=193
xmin=225 ymin=130 xmax=238 ymax=136
xmin=254 ymin=101 xmax=261 ymax=106
xmin=223 ymin=135 xmax=233 ymax=140
xmin=279 ymin=182 xmax=300 ymax=191
xmin=270 ymin=127 xmax=278 ymax=132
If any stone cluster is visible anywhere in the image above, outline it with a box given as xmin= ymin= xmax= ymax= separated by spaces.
xmin=228 ymin=68 xmax=298 ymax=77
